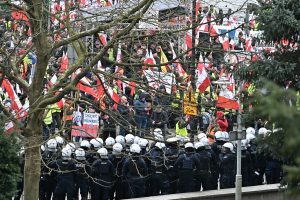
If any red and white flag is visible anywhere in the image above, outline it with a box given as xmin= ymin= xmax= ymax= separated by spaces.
xmin=77 ymin=76 xmax=99 ymax=100
xmin=49 ymin=74 xmax=57 ymax=87
xmin=196 ymin=55 xmax=210 ymax=93
xmin=216 ymin=89 xmax=239 ymax=110
xmin=5 ymin=121 xmax=14 ymax=134
xmin=108 ymin=87 xmax=120 ymax=110
xmin=143 ymin=49 xmax=156 ymax=70
xmin=1 ymin=79 xmax=23 ymax=112
xmin=59 ymin=52 xmax=69 ymax=73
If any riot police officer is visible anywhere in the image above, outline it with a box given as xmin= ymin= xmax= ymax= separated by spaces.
xmin=219 ymin=142 xmax=236 ymax=189
xmin=174 ymin=142 xmax=200 ymax=193
xmin=147 ymin=142 xmax=169 ymax=195
xmin=122 ymin=144 xmax=148 ymax=198
xmin=74 ymin=148 xmax=90 ymax=200
xmin=40 ymin=139 xmax=58 ymax=200
xmin=52 ymin=147 xmax=76 ymax=200
xmin=109 ymin=143 xmax=126 ymax=200
xmin=165 ymin=137 xmax=180 ymax=194
xmin=194 ymin=140 xmax=212 ymax=191
xmin=91 ymin=148 xmax=115 ymax=200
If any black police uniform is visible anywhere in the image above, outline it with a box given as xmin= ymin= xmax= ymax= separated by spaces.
xmin=52 ymin=158 xmax=76 ymax=200
xmin=194 ymin=147 xmax=212 ymax=191
xmin=91 ymin=157 xmax=115 ymax=200
xmin=174 ymin=151 xmax=200 ymax=193
xmin=122 ymin=155 xmax=148 ymax=198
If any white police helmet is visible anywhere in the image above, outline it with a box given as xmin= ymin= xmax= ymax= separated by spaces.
xmin=125 ymin=134 xmax=135 ymax=145
xmin=62 ymin=147 xmax=72 ymax=160
xmin=130 ymin=144 xmax=141 ymax=154
xmin=105 ymin=137 xmax=116 ymax=147
xmin=75 ymin=148 xmax=86 ymax=160
xmin=115 ymin=135 xmax=125 ymax=146
xmin=80 ymin=140 xmax=91 ymax=149
xmin=97 ymin=148 xmax=108 ymax=157
xmin=112 ymin=143 xmax=123 ymax=154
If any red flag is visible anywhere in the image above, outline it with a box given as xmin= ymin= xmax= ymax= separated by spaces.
xmin=216 ymin=89 xmax=239 ymax=110
xmin=59 ymin=52 xmax=68 ymax=73
xmin=196 ymin=56 xmax=210 ymax=93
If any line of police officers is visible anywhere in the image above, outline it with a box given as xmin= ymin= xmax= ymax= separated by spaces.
xmin=38 ymin=126 xmax=282 ymax=200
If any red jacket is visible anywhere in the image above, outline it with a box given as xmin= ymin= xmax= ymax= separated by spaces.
xmin=216 ymin=111 xmax=228 ymax=131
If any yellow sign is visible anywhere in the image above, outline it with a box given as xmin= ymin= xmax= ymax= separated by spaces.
xmin=183 ymin=86 xmax=197 ymax=116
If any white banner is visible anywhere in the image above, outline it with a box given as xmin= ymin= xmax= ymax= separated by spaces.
xmin=83 ymin=112 xmax=99 ymax=125
xmin=144 ymin=70 xmax=175 ymax=94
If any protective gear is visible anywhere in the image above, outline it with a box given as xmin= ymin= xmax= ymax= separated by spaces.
xmin=154 ymin=133 xmax=164 ymax=141
xmin=130 ymin=144 xmax=141 ymax=154
xmin=112 ymin=143 xmax=123 ymax=154
xmin=55 ymin=136 xmax=64 ymax=145
xmin=175 ymin=153 xmax=199 ymax=193
xmin=75 ymin=148 xmax=86 ymax=160
xmin=97 ymin=148 xmax=108 ymax=157
xmin=66 ymin=143 xmax=76 ymax=153
xmin=47 ymin=139 xmax=58 ymax=151
xmin=220 ymin=151 xmax=236 ymax=189
xmin=52 ymin=158 xmax=76 ymax=200
xmin=166 ymin=137 xmax=178 ymax=143
xmin=246 ymin=127 xmax=255 ymax=135
xmin=155 ymin=142 xmax=165 ymax=150
xmin=246 ymin=133 xmax=256 ymax=143
xmin=223 ymin=142 xmax=234 ymax=153
xmin=105 ymin=137 xmax=115 ymax=147
xmin=201 ymin=137 xmax=210 ymax=147
xmin=223 ymin=132 xmax=229 ymax=141
xmin=258 ymin=127 xmax=267 ymax=136
xmin=134 ymin=136 xmax=140 ymax=144
xmin=61 ymin=147 xmax=72 ymax=160
xmin=241 ymin=139 xmax=248 ymax=150
xmin=125 ymin=134 xmax=135 ymax=145
xmin=90 ymin=138 xmax=103 ymax=149
xmin=115 ymin=135 xmax=125 ymax=146
xmin=194 ymin=141 xmax=205 ymax=149
xmin=197 ymin=133 xmax=207 ymax=141
xmin=153 ymin=128 xmax=162 ymax=135
xmin=184 ymin=142 xmax=194 ymax=149
xmin=215 ymin=131 xmax=225 ymax=141
xmin=41 ymin=145 xmax=46 ymax=152
xmin=138 ymin=138 xmax=149 ymax=148
xmin=80 ymin=140 xmax=91 ymax=149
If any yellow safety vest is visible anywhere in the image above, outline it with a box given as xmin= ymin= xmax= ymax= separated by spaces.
xmin=176 ymin=122 xmax=188 ymax=137
xmin=43 ymin=109 xmax=53 ymax=125
xmin=51 ymin=103 xmax=61 ymax=113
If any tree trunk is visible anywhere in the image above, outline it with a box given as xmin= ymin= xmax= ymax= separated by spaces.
xmin=23 ymin=127 xmax=41 ymax=200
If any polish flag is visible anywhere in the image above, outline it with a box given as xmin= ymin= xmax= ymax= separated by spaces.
xmin=98 ymin=33 xmax=107 ymax=46
xmin=196 ymin=55 xmax=210 ymax=93
xmin=55 ymin=91 xmax=65 ymax=109
xmin=143 ymin=49 xmax=156 ymax=70
xmin=216 ymin=89 xmax=239 ymax=110
xmin=59 ymin=52 xmax=68 ymax=73
xmin=49 ymin=74 xmax=57 ymax=87
xmin=1 ymin=79 xmax=23 ymax=112
xmin=77 ymin=77 xmax=99 ymax=100
xmin=122 ymin=81 xmax=136 ymax=96
xmin=219 ymin=36 xmax=230 ymax=50
xmin=5 ymin=121 xmax=14 ymax=134
xmin=185 ymin=29 xmax=192 ymax=50
xmin=108 ymin=87 xmax=120 ymax=110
